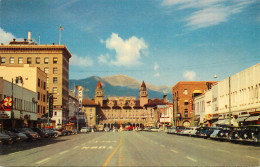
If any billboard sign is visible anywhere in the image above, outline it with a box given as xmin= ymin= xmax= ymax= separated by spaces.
xmin=77 ymin=86 xmax=83 ymax=112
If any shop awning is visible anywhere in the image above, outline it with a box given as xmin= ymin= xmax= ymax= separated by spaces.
xmin=245 ymin=115 xmax=260 ymax=122
xmin=235 ymin=117 xmax=248 ymax=122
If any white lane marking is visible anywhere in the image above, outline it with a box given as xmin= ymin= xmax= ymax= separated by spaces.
xmin=217 ymin=149 xmax=230 ymax=153
xmin=98 ymin=146 xmax=106 ymax=149
xmin=81 ymin=147 xmax=89 ymax=150
xmin=73 ymin=146 xmax=79 ymax=149
xmin=59 ymin=150 xmax=69 ymax=155
xmin=36 ymin=157 xmax=51 ymax=164
xmin=170 ymin=149 xmax=178 ymax=153
xmin=186 ymin=156 xmax=197 ymax=162
xmin=246 ymin=156 xmax=259 ymax=161
xmin=91 ymin=146 xmax=98 ymax=149
xmin=108 ymin=146 xmax=113 ymax=149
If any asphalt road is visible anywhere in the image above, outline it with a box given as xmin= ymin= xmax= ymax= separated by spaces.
xmin=0 ymin=131 xmax=259 ymax=166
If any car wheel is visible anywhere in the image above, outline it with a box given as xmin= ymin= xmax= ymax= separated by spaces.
xmin=8 ymin=140 xmax=14 ymax=145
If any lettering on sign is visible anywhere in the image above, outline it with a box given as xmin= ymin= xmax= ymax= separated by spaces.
xmin=77 ymin=85 xmax=83 ymax=112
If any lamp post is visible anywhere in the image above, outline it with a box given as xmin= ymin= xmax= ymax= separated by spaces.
xmin=11 ymin=78 xmax=14 ymax=128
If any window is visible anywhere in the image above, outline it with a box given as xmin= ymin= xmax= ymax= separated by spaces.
xmin=184 ymin=109 xmax=188 ymax=117
xmin=38 ymin=79 xmax=40 ymax=87
xmin=184 ymin=101 xmax=189 ymax=105
xmin=47 ymin=77 xmax=49 ymax=84
xmin=53 ymin=87 xmax=57 ymax=94
xmin=38 ymin=92 xmax=40 ymax=100
xmin=10 ymin=57 xmax=14 ymax=64
xmin=43 ymin=82 xmax=46 ymax=90
xmin=36 ymin=57 xmax=40 ymax=64
xmin=53 ymin=57 xmax=58 ymax=64
xmin=53 ymin=77 xmax=58 ymax=84
xmin=18 ymin=57 xmax=23 ymax=64
xmin=184 ymin=89 xmax=188 ymax=95
xmin=1 ymin=57 xmax=5 ymax=64
xmin=27 ymin=57 xmax=32 ymax=64
xmin=44 ymin=57 xmax=49 ymax=64
xmin=53 ymin=67 xmax=58 ymax=74
xmin=44 ymin=67 xmax=49 ymax=73
xmin=43 ymin=95 xmax=46 ymax=102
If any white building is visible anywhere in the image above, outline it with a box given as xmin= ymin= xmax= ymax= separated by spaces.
xmin=194 ymin=63 xmax=260 ymax=126
xmin=0 ymin=78 xmax=38 ymax=129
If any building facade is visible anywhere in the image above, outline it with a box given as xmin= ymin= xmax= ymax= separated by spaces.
xmin=0 ymin=64 xmax=47 ymax=126
xmin=194 ymin=63 xmax=260 ymax=127
xmin=0 ymin=35 xmax=72 ymax=126
xmin=172 ymin=81 xmax=217 ymax=127
xmin=0 ymin=77 xmax=38 ymax=129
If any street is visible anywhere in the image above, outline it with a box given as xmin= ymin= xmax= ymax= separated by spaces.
xmin=0 ymin=131 xmax=259 ymax=166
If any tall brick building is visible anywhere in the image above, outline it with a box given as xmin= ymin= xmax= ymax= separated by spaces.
xmin=172 ymin=81 xmax=217 ymax=127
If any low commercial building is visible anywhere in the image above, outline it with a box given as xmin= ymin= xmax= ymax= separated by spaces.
xmin=194 ymin=63 xmax=260 ymax=127
xmin=0 ymin=64 xmax=47 ymax=127
xmin=172 ymin=81 xmax=217 ymax=127
xmin=0 ymin=77 xmax=38 ymax=129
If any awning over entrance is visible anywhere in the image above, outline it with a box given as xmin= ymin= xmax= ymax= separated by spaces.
xmin=235 ymin=117 xmax=248 ymax=122
xmin=245 ymin=115 xmax=260 ymax=122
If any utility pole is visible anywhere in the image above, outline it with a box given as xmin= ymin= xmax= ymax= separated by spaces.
xmin=11 ymin=78 xmax=14 ymax=128
xmin=229 ymin=77 xmax=231 ymax=126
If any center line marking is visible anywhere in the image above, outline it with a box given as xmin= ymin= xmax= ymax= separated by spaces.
xmin=36 ymin=157 xmax=51 ymax=164
xmin=170 ymin=149 xmax=178 ymax=153
xmin=102 ymin=135 xmax=123 ymax=167
xmin=186 ymin=156 xmax=197 ymax=162
xmin=246 ymin=156 xmax=259 ymax=161
xmin=59 ymin=150 xmax=69 ymax=155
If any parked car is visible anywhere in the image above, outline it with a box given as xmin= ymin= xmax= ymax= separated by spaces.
xmin=104 ymin=127 xmax=110 ymax=132
xmin=210 ymin=129 xmax=222 ymax=139
xmin=1 ymin=130 xmax=20 ymax=143
xmin=143 ymin=127 xmax=152 ymax=131
xmin=200 ymin=127 xmax=220 ymax=139
xmin=229 ymin=127 xmax=244 ymax=143
xmin=189 ymin=127 xmax=199 ymax=136
xmin=216 ymin=127 xmax=232 ymax=141
xmin=238 ymin=126 xmax=260 ymax=144
xmin=23 ymin=128 xmax=40 ymax=139
xmin=80 ymin=127 xmax=89 ymax=133
xmin=31 ymin=128 xmax=48 ymax=138
xmin=148 ymin=127 xmax=160 ymax=132
xmin=42 ymin=129 xmax=58 ymax=138
xmin=72 ymin=128 xmax=79 ymax=134
xmin=0 ymin=132 xmax=13 ymax=144
xmin=56 ymin=129 xmax=69 ymax=136
xmin=176 ymin=126 xmax=186 ymax=134
xmin=7 ymin=129 xmax=28 ymax=141
xmin=167 ymin=127 xmax=177 ymax=134
xmin=13 ymin=128 xmax=38 ymax=140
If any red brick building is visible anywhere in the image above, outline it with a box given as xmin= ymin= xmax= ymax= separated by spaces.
xmin=172 ymin=81 xmax=217 ymax=127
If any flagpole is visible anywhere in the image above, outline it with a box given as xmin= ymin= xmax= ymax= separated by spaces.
xmin=59 ymin=24 xmax=61 ymax=45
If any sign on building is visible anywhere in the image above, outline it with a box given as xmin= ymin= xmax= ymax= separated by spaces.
xmin=77 ymin=85 xmax=83 ymax=113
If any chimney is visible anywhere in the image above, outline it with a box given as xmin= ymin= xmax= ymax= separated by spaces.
xmin=163 ymin=95 xmax=168 ymax=103
xmin=28 ymin=31 xmax=32 ymax=42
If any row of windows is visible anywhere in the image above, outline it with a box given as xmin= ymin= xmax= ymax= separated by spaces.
xmin=103 ymin=110 xmax=143 ymax=113
xmin=1 ymin=57 xmax=58 ymax=64
xmin=44 ymin=67 xmax=58 ymax=74
xmin=37 ymin=78 xmax=46 ymax=90
xmin=38 ymin=92 xmax=46 ymax=102
xmin=38 ymin=105 xmax=46 ymax=115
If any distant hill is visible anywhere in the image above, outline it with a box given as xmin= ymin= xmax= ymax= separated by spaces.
xmin=69 ymin=75 xmax=172 ymax=101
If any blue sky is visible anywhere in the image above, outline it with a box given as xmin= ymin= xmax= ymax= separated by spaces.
xmin=0 ymin=0 xmax=259 ymax=86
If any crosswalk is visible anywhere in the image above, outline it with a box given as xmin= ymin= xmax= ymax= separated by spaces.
xmin=80 ymin=140 xmax=118 ymax=150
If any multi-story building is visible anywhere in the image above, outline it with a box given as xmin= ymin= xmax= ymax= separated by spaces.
xmin=0 ymin=33 xmax=72 ymax=126
xmin=0 ymin=64 xmax=47 ymax=127
xmin=83 ymin=80 xmax=169 ymax=129
xmin=0 ymin=77 xmax=38 ymax=129
xmin=194 ymin=63 xmax=260 ymax=127
xmin=172 ymin=81 xmax=217 ymax=127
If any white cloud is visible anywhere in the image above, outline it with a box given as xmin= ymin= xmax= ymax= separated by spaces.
xmin=162 ymin=0 xmax=255 ymax=29
xmin=154 ymin=63 xmax=159 ymax=71
xmin=70 ymin=54 xmax=94 ymax=67
xmin=183 ymin=71 xmax=196 ymax=81
xmin=98 ymin=54 xmax=110 ymax=64
xmin=154 ymin=72 xmax=160 ymax=77
xmin=101 ymin=33 xmax=148 ymax=67
xmin=0 ymin=27 xmax=21 ymax=44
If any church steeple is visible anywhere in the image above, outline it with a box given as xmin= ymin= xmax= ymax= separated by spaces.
xmin=139 ymin=81 xmax=148 ymax=106
xmin=95 ymin=80 xmax=103 ymax=106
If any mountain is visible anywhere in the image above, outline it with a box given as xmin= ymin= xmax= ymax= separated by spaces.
xmin=69 ymin=75 xmax=172 ymax=101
